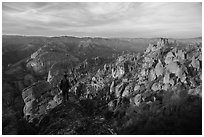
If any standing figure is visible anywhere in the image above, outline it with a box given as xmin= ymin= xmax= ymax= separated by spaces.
xmin=59 ymin=72 xmax=71 ymax=103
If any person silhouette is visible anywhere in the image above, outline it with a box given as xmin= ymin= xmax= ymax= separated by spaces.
xmin=59 ymin=72 xmax=71 ymax=103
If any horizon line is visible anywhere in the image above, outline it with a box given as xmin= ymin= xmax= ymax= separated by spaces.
xmin=2 ymin=34 xmax=202 ymax=40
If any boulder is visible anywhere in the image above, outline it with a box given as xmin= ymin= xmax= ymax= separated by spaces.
xmin=155 ymin=60 xmax=164 ymax=77
xmin=108 ymin=100 xmax=117 ymax=111
xmin=22 ymin=81 xmax=54 ymax=122
xmin=115 ymin=82 xmax=126 ymax=98
xmin=112 ymin=66 xmax=125 ymax=79
xmin=53 ymin=94 xmax=62 ymax=104
xmin=122 ymin=84 xmax=133 ymax=97
xmin=134 ymin=85 xmax=140 ymax=93
xmin=132 ymin=94 xmax=142 ymax=106
xmin=149 ymin=69 xmax=157 ymax=81
xmin=23 ymin=99 xmax=36 ymax=117
xmin=47 ymin=100 xmax=58 ymax=110
xmin=162 ymin=83 xmax=171 ymax=91
xmin=165 ymin=51 xmax=175 ymax=64
xmin=151 ymin=82 xmax=162 ymax=92
xmin=110 ymin=80 xmax=116 ymax=94
xmin=191 ymin=56 xmax=200 ymax=70
xmin=163 ymin=72 xmax=170 ymax=84
xmin=166 ymin=62 xmax=180 ymax=75
xmin=22 ymin=87 xmax=33 ymax=101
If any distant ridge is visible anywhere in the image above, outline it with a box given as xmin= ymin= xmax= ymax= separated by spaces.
xmin=2 ymin=34 xmax=202 ymax=40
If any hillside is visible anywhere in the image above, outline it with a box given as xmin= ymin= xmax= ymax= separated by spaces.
xmin=4 ymin=35 xmax=201 ymax=68
xmin=2 ymin=37 xmax=202 ymax=135
xmin=2 ymin=35 xmax=135 ymax=68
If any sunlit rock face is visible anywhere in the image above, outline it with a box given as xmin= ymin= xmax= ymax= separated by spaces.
xmin=22 ymin=80 xmax=62 ymax=123
xmin=135 ymin=38 xmax=202 ymax=93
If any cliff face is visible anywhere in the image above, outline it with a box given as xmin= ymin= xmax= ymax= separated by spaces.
xmin=20 ymin=38 xmax=202 ymax=134
xmin=22 ymin=80 xmax=61 ymax=123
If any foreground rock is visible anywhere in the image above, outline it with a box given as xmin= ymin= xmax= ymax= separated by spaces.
xmin=22 ymin=80 xmax=62 ymax=123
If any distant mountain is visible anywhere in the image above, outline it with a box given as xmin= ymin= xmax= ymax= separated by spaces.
xmin=120 ymin=37 xmax=202 ymax=47
xmin=175 ymin=37 xmax=202 ymax=44
xmin=3 ymin=35 xmax=202 ymax=71
xmin=2 ymin=35 xmax=48 ymax=67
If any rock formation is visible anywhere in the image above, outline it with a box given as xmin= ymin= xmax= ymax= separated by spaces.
xmin=20 ymin=38 xmax=202 ymax=134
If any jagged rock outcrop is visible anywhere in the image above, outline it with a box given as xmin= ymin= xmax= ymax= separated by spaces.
xmin=22 ymin=56 xmax=114 ymax=125
xmin=22 ymin=80 xmax=62 ymax=123
xmin=21 ymin=38 xmax=202 ymax=134
xmin=69 ymin=38 xmax=202 ymax=134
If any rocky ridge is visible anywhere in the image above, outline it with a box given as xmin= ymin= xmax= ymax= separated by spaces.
xmin=21 ymin=38 xmax=202 ymax=134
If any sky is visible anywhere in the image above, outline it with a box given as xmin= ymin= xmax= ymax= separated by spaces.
xmin=2 ymin=2 xmax=202 ymax=38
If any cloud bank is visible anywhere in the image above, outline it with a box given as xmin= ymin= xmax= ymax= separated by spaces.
xmin=2 ymin=2 xmax=202 ymax=38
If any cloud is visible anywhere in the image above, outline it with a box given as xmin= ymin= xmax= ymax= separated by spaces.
xmin=2 ymin=2 xmax=202 ymax=38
